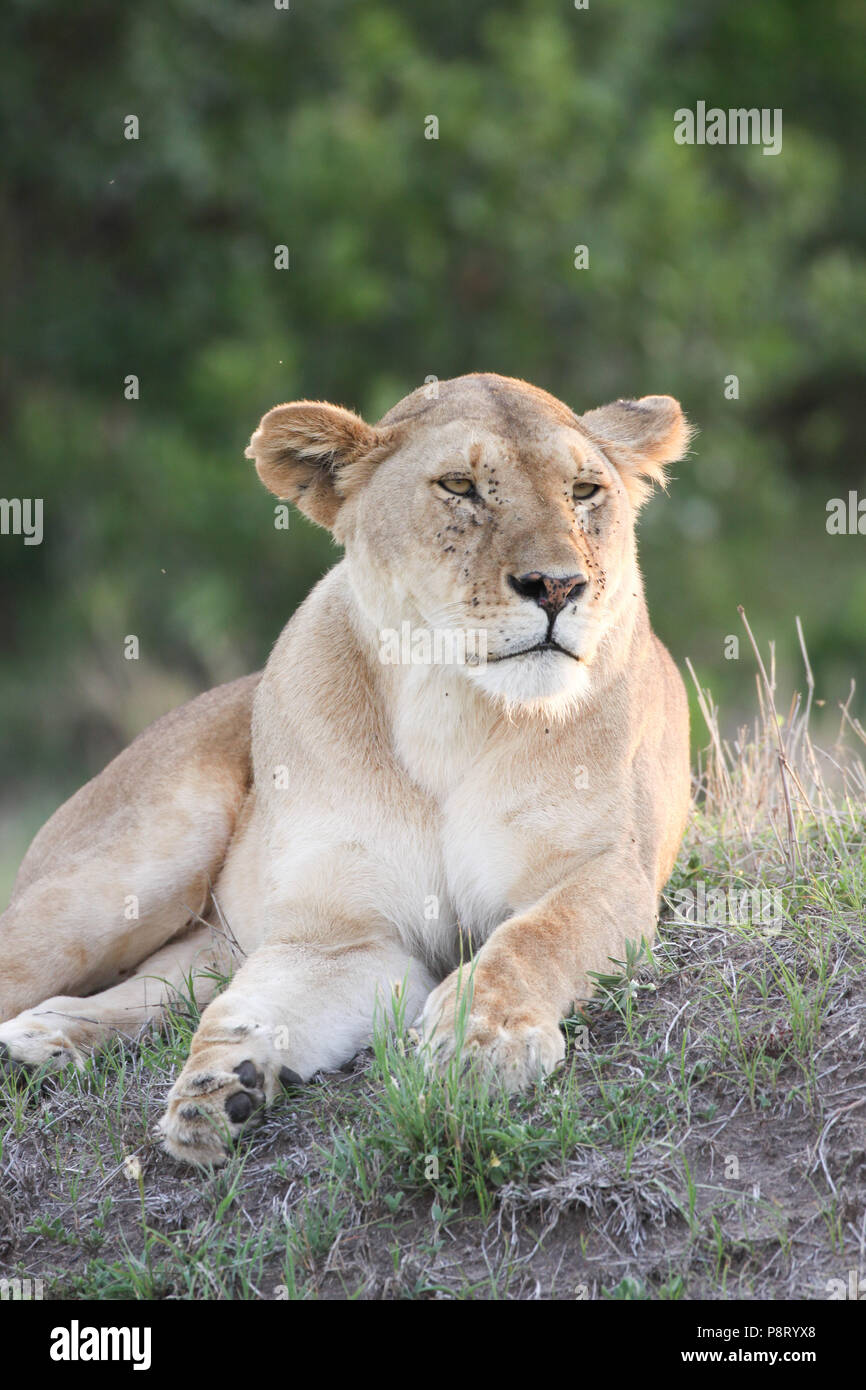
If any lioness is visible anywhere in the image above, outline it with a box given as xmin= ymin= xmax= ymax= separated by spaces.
xmin=0 ymin=374 xmax=692 ymax=1164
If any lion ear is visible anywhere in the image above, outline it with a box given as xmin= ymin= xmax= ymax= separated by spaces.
xmin=245 ymin=400 xmax=393 ymax=530
xmin=578 ymin=395 xmax=693 ymax=507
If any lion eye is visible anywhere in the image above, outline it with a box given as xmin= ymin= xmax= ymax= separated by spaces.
xmin=438 ymin=477 xmax=477 ymax=497
xmin=573 ymin=482 xmax=600 ymax=501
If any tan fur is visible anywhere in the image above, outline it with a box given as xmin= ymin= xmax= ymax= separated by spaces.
xmin=0 ymin=374 xmax=691 ymax=1165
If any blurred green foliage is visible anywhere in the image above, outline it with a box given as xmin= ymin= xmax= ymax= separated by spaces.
xmin=1 ymin=0 xmax=865 ymax=807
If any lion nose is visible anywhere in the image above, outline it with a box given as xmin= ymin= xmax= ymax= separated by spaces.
xmin=508 ymin=572 xmax=588 ymax=615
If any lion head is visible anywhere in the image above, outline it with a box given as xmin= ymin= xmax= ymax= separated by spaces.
xmin=246 ymin=373 xmax=691 ymax=711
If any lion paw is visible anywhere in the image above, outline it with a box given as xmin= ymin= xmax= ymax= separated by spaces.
xmin=420 ymin=973 xmax=565 ymax=1093
xmin=0 ymin=1014 xmax=86 ymax=1078
xmin=158 ymin=1051 xmax=303 ymax=1166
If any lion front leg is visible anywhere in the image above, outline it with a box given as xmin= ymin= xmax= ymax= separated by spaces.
xmin=420 ymin=961 xmax=567 ymax=1092
xmin=0 ymin=924 xmax=230 ymax=1078
xmin=159 ymin=936 xmax=435 ymax=1165
xmin=421 ymin=854 xmax=658 ymax=1091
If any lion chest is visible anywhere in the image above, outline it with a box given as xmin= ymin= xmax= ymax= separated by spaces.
xmin=394 ymin=761 xmax=593 ymax=969
xmin=381 ymin=668 xmax=604 ymax=966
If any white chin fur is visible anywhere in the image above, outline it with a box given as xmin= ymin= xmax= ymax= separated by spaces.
xmin=464 ymin=649 xmax=591 ymax=714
